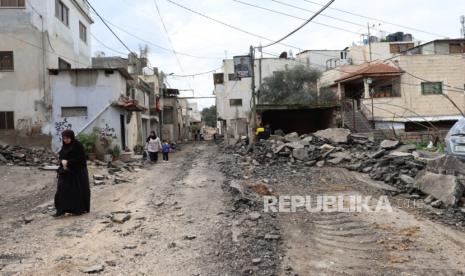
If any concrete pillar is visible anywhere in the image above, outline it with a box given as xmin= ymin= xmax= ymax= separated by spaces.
xmin=363 ymin=78 xmax=370 ymax=99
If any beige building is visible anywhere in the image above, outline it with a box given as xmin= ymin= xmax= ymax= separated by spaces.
xmin=320 ymin=39 xmax=465 ymax=136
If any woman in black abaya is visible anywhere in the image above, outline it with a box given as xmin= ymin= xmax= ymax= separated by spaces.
xmin=54 ymin=130 xmax=91 ymax=217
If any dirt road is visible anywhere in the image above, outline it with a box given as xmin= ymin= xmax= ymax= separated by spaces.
xmin=1 ymin=142 xmax=465 ymax=275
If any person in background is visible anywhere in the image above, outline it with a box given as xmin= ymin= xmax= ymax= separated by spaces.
xmin=146 ymin=131 xmax=162 ymax=163
xmin=162 ymin=140 xmax=171 ymax=162
xmin=54 ymin=129 xmax=91 ymax=218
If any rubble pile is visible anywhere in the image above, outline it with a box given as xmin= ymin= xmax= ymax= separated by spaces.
xmin=226 ymin=128 xmax=426 ymax=193
xmin=0 ymin=145 xmax=57 ymax=166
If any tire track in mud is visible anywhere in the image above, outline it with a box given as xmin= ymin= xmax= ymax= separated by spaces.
xmin=276 ymin=167 xmax=465 ymax=276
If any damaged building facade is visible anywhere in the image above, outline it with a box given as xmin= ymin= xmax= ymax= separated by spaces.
xmin=47 ymin=67 xmax=147 ymax=153
xmin=214 ymin=57 xmax=300 ymax=141
xmin=0 ymin=0 xmax=93 ymax=146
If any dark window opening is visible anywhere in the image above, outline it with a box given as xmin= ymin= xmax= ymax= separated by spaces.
xmin=61 ymin=106 xmax=88 ymax=117
xmin=0 ymin=111 xmax=14 ymax=130
xmin=0 ymin=0 xmax=25 ymax=7
xmin=229 ymin=99 xmax=242 ymax=106
xmin=79 ymin=21 xmax=87 ymax=43
xmin=228 ymin=73 xmax=240 ymax=81
xmin=421 ymin=82 xmax=442 ymax=95
xmin=213 ymin=73 xmax=224 ymax=84
xmin=0 ymin=51 xmax=14 ymax=71
xmin=55 ymin=0 xmax=69 ymax=26
xmin=405 ymin=120 xmax=457 ymax=132
xmin=58 ymin=58 xmax=71 ymax=69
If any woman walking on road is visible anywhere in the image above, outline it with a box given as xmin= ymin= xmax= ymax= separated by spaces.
xmin=146 ymin=131 xmax=162 ymax=163
xmin=54 ymin=130 xmax=91 ymax=217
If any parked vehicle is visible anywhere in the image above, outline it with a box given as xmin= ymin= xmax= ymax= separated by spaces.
xmin=445 ymin=118 xmax=465 ymax=159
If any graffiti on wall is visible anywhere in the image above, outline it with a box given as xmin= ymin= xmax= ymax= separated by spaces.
xmin=54 ymin=118 xmax=72 ymax=142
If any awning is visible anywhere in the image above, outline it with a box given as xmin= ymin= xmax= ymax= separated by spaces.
xmin=335 ymin=63 xmax=403 ymax=83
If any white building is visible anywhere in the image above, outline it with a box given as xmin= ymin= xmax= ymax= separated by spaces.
xmin=296 ymin=49 xmax=348 ymax=71
xmin=0 ymin=0 xmax=92 ymax=146
xmin=47 ymin=68 xmax=147 ymax=153
xmin=214 ymin=57 xmax=299 ymax=141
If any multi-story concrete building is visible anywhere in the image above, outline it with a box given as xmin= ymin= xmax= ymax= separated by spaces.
xmin=214 ymin=57 xmax=299 ymax=141
xmin=47 ymin=67 xmax=146 ymax=153
xmin=319 ymin=38 xmax=465 ymax=139
xmin=0 ymin=0 xmax=93 ymax=145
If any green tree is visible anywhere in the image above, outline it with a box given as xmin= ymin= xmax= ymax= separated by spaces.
xmin=258 ymin=65 xmax=323 ymax=104
xmin=201 ymin=106 xmax=217 ymax=127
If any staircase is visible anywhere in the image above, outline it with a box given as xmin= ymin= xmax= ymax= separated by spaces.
xmin=344 ymin=110 xmax=373 ymax=133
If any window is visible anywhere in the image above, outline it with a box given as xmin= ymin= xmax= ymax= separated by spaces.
xmin=79 ymin=21 xmax=87 ymax=43
xmin=449 ymin=43 xmax=464 ymax=54
xmin=421 ymin=82 xmax=442 ymax=95
xmin=389 ymin=43 xmax=414 ymax=53
xmin=55 ymin=0 xmax=69 ymax=26
xmin=58 ymin=58 xmax=71 ymax=69
xmin=0 ymin=51 xmax=14 ymax=71
xmin=228 ymin=73 xmax=240 ymax=81
xmin=61 ymin=107 xmax=88 ymax=117
xmin=372 ymin=85 xmax=400 ymax=98
xmin=0 ymin=112 xmax=14 ymax=130
xmin=0 ymin=0 xmax=25 ymax=7
xmin=229 ymin=99 xmax=242 ymax=106
xmin=213 ymin=73 xmax=224 ymax=85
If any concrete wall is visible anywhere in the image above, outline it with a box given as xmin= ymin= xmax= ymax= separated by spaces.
xmin=0 ymin=0 xmax=92 ymax=145
xmin=48 ymin=69 xmax=126 ymax=152
xmin=348 ymin=42 xmax=420 ymax=64
xmin=296 ymin=50 xmax=344 ymax=71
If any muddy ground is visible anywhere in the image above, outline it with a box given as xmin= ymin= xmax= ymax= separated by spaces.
xmin=1 ymin=142 xmax=465 ymax=275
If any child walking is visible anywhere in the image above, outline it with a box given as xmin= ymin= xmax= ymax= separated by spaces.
xmin=162 ymin=140 xmax=171 ymax=162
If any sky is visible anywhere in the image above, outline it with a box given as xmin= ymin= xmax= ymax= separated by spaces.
xmin=88 ymin=0 xmax=465 ymax=110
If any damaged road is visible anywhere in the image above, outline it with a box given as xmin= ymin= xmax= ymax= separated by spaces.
xmin=2 ymin=137 xmax=465 ymax=275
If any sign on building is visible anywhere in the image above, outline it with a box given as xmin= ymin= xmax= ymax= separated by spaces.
xmin=233 ymin=55 xmax=252 ymax=78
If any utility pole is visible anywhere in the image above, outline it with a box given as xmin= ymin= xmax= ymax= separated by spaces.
xmin=461 ymin=15 xmax=465 ymax=38
xmin=250 ymin=45 xmax=257 ymax=144
xmin=367 ymin=22 xmax=372 ymax=62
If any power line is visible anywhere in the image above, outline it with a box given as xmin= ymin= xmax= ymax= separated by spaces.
xmin=166 ymin=0 xmax=318 ymax=53
xmin=170 ymin=67 xmax=222 ymax=77
xmin=91 ymin=33 xmax=128 ymax=56
xmin=92 ymin=13 xmax=225 ymax=60
xmin=3 ymin=33 xmax=90 ymax=67
xmin=271 ymin=0 xmax=390 ymax=34
xmin=153 ymin=0 xmax=186 ymax=73
xmin=301 ymin=0 xmax=447 ymax=38
xmin=85 ymin=0 xmax=133 ymax=53
xmin=234 ymin=0 xmax=359 ymax=36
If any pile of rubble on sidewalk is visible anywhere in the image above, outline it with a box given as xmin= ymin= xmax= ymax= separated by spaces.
xmin=225 ymin=128 xmax=465 ymax=212
xmin=0 ymin=144 xmax=57 ymax=166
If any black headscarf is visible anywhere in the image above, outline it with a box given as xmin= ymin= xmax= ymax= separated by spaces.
xmin=147 ymin=132 xmax=157 ymax=142
xmin=61 ymin=129 xmax=76 ymax=155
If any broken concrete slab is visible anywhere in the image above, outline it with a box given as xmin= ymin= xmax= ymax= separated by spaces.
xmin=380 ymin=140 xmax=400 ymax=150
xmin=83 ymin=264 xmax=104 ymax=274
xmin=314 ymin=128 xmax=351 ymax=144
xmin=327 ymin=157 xmax=344 ymax=165
xmin=285 ymin=142 xmax=305 ymax=150
xmin=399 ymin=174 xmax=414 ymax=186
xmin=414 ymin=171 xmax=465 ymax=206
xmin=284 ymin=132 xmax=300 ymax=142
xmin=426 ymin=155 xmax=465 ymax=175
xmin=111 ymin=213 xmax=131 ymax=224
xmin=396 ymin=144 xmax=417 ymax=153
xmin=329 ymin=151 xmax=352 ymax=161
xmin=292 ymin=148 xmax=308 ymax=161
xmin=39 ymin=165 xmax=59 ymax=171
xmin=369 ymin=150 xmax=385 ymax=159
